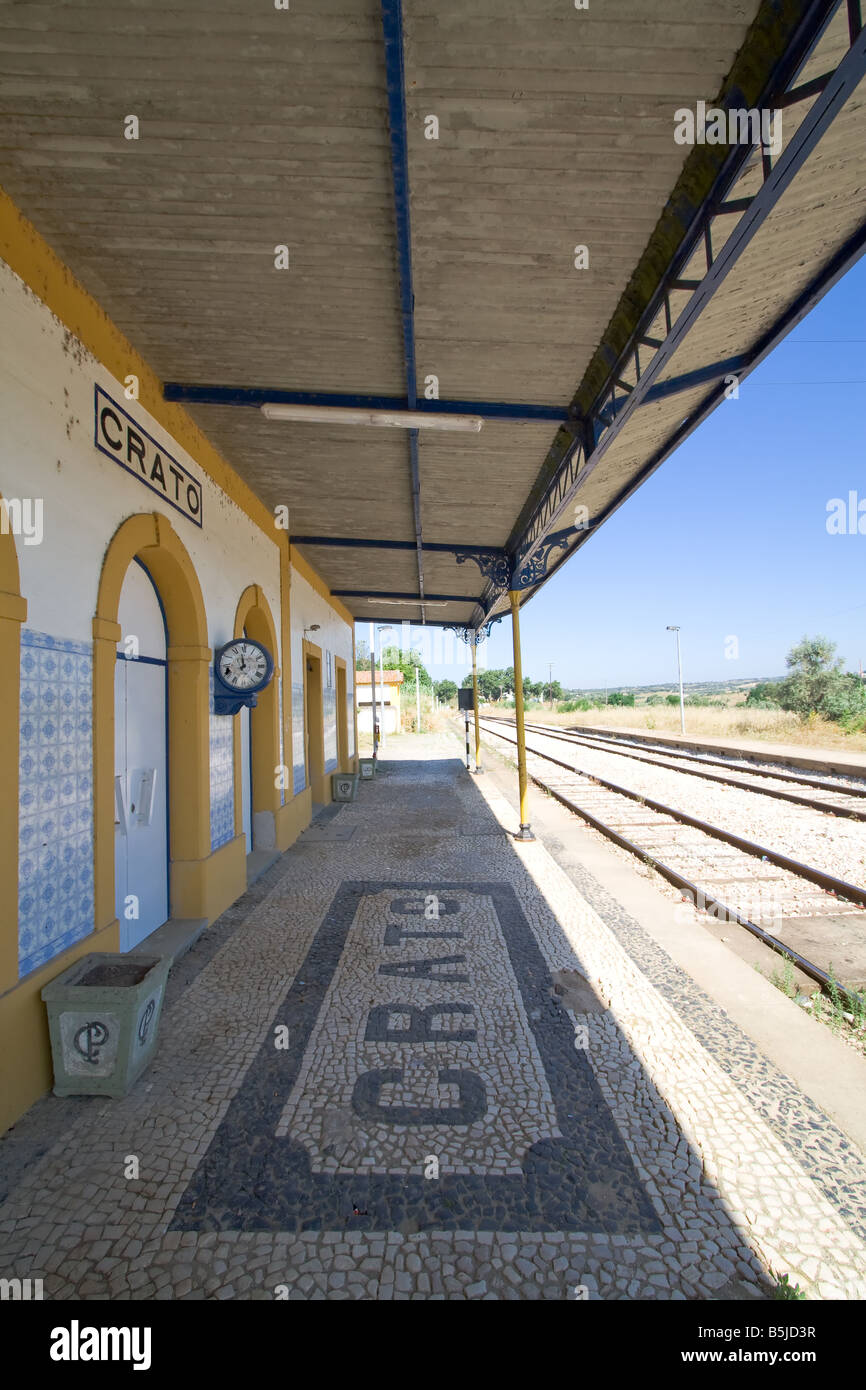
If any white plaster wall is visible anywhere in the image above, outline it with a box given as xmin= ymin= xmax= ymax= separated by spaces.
xmin=0 ymin=261 xmax=282 ymax=659
xmin=289 ymin=568 xmax=354 ymax=683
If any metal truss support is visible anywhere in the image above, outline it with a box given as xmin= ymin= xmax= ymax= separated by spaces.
xmin=507 ymin=2 xmax=866 ymax=604
xmin=524 ymin=213 xmax=866 ymax=607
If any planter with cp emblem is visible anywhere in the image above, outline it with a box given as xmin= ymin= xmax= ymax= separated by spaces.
xmin=41 ymin=952 xmax=171 ymax=1097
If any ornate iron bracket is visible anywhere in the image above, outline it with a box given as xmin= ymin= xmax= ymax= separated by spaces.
xmin=510 ymin=527 xmax=576 ymax=590
xmin=453 ymin=548 xmax=511 ymax=593
xmin=445 ymin=615 xmax=504 ymax=646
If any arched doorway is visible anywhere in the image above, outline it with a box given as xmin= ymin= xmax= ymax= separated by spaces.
xmin=94 ymin=513 xmax=210 ymax=937
xmin=232 ymin=586 xmax=280 ymax=866
xmin=114 ymin=559 xmax=169 ymax=950
xmin=303 ymin=639 xmax=326 ymax=805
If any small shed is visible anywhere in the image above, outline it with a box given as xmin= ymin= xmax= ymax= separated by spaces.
xmin=356 ymin=670 xmax=404 ymax=736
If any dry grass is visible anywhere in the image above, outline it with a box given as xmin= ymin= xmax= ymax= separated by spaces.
xmin=482 ymin=702 xmax=866 ymax=755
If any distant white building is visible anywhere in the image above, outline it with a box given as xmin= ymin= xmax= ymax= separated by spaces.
xmin=356 ymin=669 xmax=404 ymax=735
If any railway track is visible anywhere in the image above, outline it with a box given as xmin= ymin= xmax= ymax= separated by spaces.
xmin=482 ymin=715 xmax=866 ymax=820
xmin=476 ymin=717 xmax=866 ymax=1008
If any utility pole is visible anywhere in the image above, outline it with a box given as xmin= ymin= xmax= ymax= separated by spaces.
xmin=369 ymin=621 xmax=379 ymax=760
xmin=549 ymin=661 xmax=553 ymax=709
xmin=379 ymin=640 xmax=386 ymax=748
xmin=415 ymin=665 xmax=421 ymax=733
xmin=375 ymin=624 xmax=397 ymax=747
xmin=667 ymin=625 xmax=685 ymax=734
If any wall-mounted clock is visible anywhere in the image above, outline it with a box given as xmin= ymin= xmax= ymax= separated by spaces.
xmin=213 ymin=638 xmax=274 ymax=715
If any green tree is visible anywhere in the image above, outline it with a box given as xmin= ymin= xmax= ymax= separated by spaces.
xmin=435 ymin=679 xmax=458 ymax=704
xmin=474 ymin=667 xmax=513 ymax=701
xmin=776 ymin=636 xmax=844 ymax=719
xmin=771 ymin=635 xmax=866 ymax=725
xmin=380 ymin=644 xmax=433 ymax=692
xmin=745 ymin=682 xmax=780 ymax=707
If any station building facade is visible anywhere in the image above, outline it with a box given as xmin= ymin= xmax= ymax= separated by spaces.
xmin=0 ymin=194 xmax=357 ymax=1134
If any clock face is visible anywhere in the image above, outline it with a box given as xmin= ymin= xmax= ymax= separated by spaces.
xmin=217 ymin=640 xmax=271 ymax=692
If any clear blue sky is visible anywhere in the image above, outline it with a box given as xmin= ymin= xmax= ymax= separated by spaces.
xmin=360 ymin=255 xmax=866 ymax=691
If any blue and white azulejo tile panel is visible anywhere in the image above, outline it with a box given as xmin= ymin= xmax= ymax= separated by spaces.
xmin=346 ymin=674 xmax=355 ymax=758
xmin=278 ymin=678 xmax=286 ymax=807
xmin=323 ymin=677 xmax=337 ymax=774
xmin=292 ymin=682 xmax=306 ymax=795
xmin=18 ymin=630 xmax=94 ymax=979
xmin=209 ymin=667 xmax=235 ymax=851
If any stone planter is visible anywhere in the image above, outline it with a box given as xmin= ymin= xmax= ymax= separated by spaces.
xmin=332 ymin=771 xmax=359 ymax=802
xmin=41 ymin=952 xmax=171 ymax=1098
xmin=358 ymin=757 xmax=376 ymax=780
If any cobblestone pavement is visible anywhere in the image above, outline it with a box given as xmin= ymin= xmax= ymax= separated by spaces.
xmin=2 ymin=735 xmax=865 ymax=1301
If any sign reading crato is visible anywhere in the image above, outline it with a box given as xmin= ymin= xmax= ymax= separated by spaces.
xmin=94 ymin=385 xmax=203 ymax=527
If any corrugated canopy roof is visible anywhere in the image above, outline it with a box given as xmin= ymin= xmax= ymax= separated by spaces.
xmin=0 ymin=0 xmax=863 ymax=632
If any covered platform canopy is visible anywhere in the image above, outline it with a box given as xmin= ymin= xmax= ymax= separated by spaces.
xmin=0 ymin=0 xmax=863 ymax=635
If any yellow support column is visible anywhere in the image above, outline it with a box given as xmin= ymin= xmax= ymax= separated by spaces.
xmin=471 ymin=640 xmax=482 ymax=773
xmin=508 ymin=590 xmax=535 ymax=840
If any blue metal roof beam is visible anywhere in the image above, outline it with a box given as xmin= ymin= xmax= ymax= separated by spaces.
xmin=292 ymin=537 xmax=506 ymax=555
xmin=380 ymin=0 xmax=427 ymax=622
xmin=501 ymin=214 xmax=866 ymax=621
xmin=162 ymin=383 xmax=568 ymax=423
xmin=507 ymin=5 xmax=866 ymax=596
xmin=333 ymin=591 xmax=478 ymax=604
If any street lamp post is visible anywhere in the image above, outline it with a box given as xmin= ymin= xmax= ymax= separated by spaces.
xmin=666 ymin=625 xmax=685 ymax=734
xmin=376 ymin=624 xmax=398 ymax=748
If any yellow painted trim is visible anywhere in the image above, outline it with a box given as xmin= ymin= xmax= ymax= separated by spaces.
xmin=509 ymin=589 xmax=532 ymax=834
xmin=278 ymin=537 xmax=294 ymax=803
xmin=92 ymin=615 xmax=121 ymax=643
xmin=94 ymin=512 xmax=211 ymax=928
xmin=276 ymin=787 xmax=312 ymax=853
xmin=0 ymin=590 xmax=26 ymax=623
xmin=290 ymin=544 xmax=354 ymax=628
xmin=0 ymin=190 xmax=356 ymax=636
xmin=335 ymin=655 xmax=349 ymax=772
xmin=0 ymin=917 xmax=118 ymax=1137
xmin=172 ymin=833 xmax=246 ymax=926
xmin=351 ymin=628 xmax=359 ymax=771
xmin=0 ymin=187 xmax=279 ymax=547
xmin=0 ymin=507 xmax=23 ymax=996
xmin=233 ymin=585 xmax=281 ymax=836
xmin=302 ymin=638 xmax=328 ymax=804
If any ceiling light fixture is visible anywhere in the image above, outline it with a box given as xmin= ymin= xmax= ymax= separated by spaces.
xmin=260 ymin=403 xmax=483 ymax=433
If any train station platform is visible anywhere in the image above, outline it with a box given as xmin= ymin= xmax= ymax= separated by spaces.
xmin=1 ymin=734 xmax=865 ymax=1302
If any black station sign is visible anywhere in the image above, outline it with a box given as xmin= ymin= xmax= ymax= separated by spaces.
xmin=94 ymin=385 xmax=203 ymax=527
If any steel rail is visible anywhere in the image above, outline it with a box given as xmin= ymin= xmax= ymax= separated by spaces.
xmin=479 ymin=720 xmax=866 ymax=907
xmin=480 ymin=716 xmax=866 ymax=819
xmin=474 ymin=720 xmax=866 ymax=1010
xmin=553 ymin=722 xmax=866 ymax=797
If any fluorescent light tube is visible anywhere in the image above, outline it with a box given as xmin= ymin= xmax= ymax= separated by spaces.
xmin=260 ymin=403 xmax=483 ymax=432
